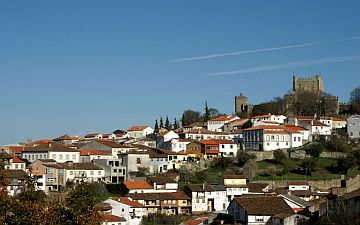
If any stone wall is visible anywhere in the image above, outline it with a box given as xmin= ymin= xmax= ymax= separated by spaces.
xmin=253 ymin=179 xmax=342 ymax=191
xmin=247 ymin=150 xmax=274 ymax=161
xmin=289 ymin=149 xmax=347 ymax=159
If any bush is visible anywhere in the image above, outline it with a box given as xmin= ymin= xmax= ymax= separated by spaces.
xmin=305 ymin=144 xmax=325 ymax=157
xmin=237 ymin=151 xmax=256 ymax=167
xmin=301 ymin=158 xmax=318 ymax=176
xmin=336 ymin=155 xmax=357 ymax=174
xmin=211 ymin=157 xmax=234 ymax=170
xmin=273 ymin=150 xmax=287 ymax=164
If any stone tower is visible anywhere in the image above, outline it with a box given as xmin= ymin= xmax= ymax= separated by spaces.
xmin=293 ymin=74 xmax=324 ymax=93
xmin=235 ymin=93 xmax=252 ymax=117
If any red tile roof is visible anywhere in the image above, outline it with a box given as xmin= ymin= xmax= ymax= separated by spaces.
xmin=205 ymin=150 xmax=219 ymax=154
xmin=209 ymin=115 xmax=238 ymax=121
xmin=53 ymin=134 xmax=73 ymax=141
xmin=80 ymin=149 xmax=112 ymax=156
xmin=103 ymin=215 xmax=126 ymax=222
xmin=12 ymin=156 xmax=25 ymax=163
xmin=128 ymin=126 xmax=151 ymax=131
xmin=113 ymin=197 xmax=144 ymax=207
xmin=9 ymin=146 xmax=25 ymax=153
xmin=95 ymin=139 xmax=124 ymax=148
xmin=123 ymin=181 xmax=153 ymax=189
xmin=233 ymin=196 xmax=294 ymax=215
xmin=184 ymin=217 xmax=208 ymax=225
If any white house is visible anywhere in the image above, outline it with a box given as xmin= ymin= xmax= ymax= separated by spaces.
xmin=104 ymin=197 xmax=145 ymax=225
xmin=216 ymin=139 xmax=238 ymax=157
xmin=9 ymin=156 xmax=26 ymax=171
xmin=207 ymin=115 xmax=240 ymax=131
xmin=184 ymin=184 xmax=227 ymax=213
xmin=163 ymin=138 xmax=191 ymax=152
xmin=80 ymin=149 xmax=113 ymax=162
xmin=184 ymin=128 xmax=237 ymax=140
xmin=228 ymin=196 xmax=296 ymax=225
xmin=127 ymin=126 xmax=154 ymax=139
xmin=58 ymin=162 xmax=105 ymax=183
xmin=288 ymin=181 xmax=310 ymax=191
xmin=156 ymin=130 xmax=179 ymax=148
xmin=48 ymin=148 xmax=80 ymax=163
xmin=252 ymin=114 xmax=287 ymax=124
xmin=102 ymin=215 xmax=126 ymax=225
xmin=243 ymin=126 xmax=304 ymax=151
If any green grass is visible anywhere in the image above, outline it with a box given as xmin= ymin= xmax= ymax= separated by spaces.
xmin=255 ymin=157 xmax=359 ymax=180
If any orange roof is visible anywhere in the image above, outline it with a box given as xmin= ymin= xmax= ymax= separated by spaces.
xmin=31 ymin=139 xmax=53 ymax=144
xmin=199 ymin=139 xmax=219 ymax=146
xmin=283 ymin=124 xmax=307 ymax=132
xmin=80 ymin=149 xmax=112 ymax=156
xmin=209 ymin=115 xmax=238 ymax=121
xmin=302 ymin=120 xmax=329 ymax=127
xmin=128 ymin=126 xmax=151 ymax=131
xmin=253 ymin=114 xmax=272 ymax=119
xmin=205 ymin=150 xmax=219 ymax=154
xmin=113 ymin=197 xmax=144 ymax=207
xmin=123 ymin=181 xmax=153 ymax=189
xmin=331 ymin=117 xmax=346 ymax=121
xmin=160 ymin=149 xmax=187 ymax=155
xmin=9 ymin=146 xmax=25 ymax=153
xmin=103 ymin=215 xmax=126 ymax=222
xmin=244 ymin=125 xmax=284 ymax=131
xmin=12 ymin=156 xmax=25 ymax=163
xmin=184 ymin=217 xmax=208 ymax=225
xmin=28 ymin=171 xmax=45 ymax=175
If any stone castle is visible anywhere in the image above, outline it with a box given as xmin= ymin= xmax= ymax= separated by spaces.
xmin=235 ymin=74 xmax=340 ymax=117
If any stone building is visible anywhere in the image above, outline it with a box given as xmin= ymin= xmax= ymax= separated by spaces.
xmin=293 ymin=74 xmax=324 ymax=93
xmin=235 ymin=93 xmax=253 ymax=117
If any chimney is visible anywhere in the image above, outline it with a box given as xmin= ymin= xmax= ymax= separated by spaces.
xmin=294 ymin=118 xmax=298 ymax=126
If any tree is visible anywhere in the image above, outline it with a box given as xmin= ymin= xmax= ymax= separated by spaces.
xmin=350 ymin=86 xmax=360 ymax=103
xmin=316 ymin=200 xmax=360 ymax=225
xmin=211 ymin=157 xmax=234 ymax=170
xmin=237 ymin=151 xmax=256 ymax=167
xmin=154 ymin=119 xmax=159 ymax=130
xmin=350 ymin=86 xmax=360 ymax=114
xmin=65 ymin=182 xmax=103 ymax=225
xmin=273 ymin=149 xmax=287 ymax=164
xmin=165 ymin=116 xmax=171 ymax=130
xmin=181 ymin=110 xmax=201 ymax=126
xmin=172 ymin=118 xmax=179 ymax=130
xmin=159 ymin=117 xmax=164 ymax=129
xmin=301 ymin=158 xmax=318 ymax=176
xmin=242 ymin=120 xmax=252 ymax=129
xmin=203 ymin=101 xmax=210 ymax=122
xmin=336 ymin=155 xmax=357 ymax=174
xmin=305 ymin=144 xmax=325 ymax=157
xmin=243 ymin=159 xmax=257 ymax=181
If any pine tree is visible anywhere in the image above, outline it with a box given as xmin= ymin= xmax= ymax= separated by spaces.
xmin=173 ymin=118 xmax=179 ymax=130
xmin=165 ymin=116 xmax=171 ymax=130
xmin=154 ymin=120 xmax=159 ymax=130
xmin=159 ymin=117 xmax=164 ymax=128
xmin=204 ymin=101 xmax=210 ymax=122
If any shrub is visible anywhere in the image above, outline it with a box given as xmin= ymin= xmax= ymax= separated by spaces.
xmin=273 ymin=150 xmax=287 ymax=164
xmin=237 ymin=151 xmax=256 ymax=167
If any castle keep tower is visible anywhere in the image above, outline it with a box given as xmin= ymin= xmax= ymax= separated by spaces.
xmin=293 ymin=74 xmax=324 ymax=93
xmin=235 ymin=93 xmax=252 ymax=117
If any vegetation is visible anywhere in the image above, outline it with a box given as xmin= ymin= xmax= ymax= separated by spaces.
xmin=255 ymin=157 xmax=359 ymax=180
xmin=237 ymin=151 xmax=256 ymax=167
xmin=141 ymin=214 xmax=196 ymax=225
xmin=273 ymin=149 xmax=287 ymax=164
xmin=305 ymin=144 xmax=325 ymax=157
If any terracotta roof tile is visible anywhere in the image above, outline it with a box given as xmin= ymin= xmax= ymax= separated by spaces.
xmin=128 ymin=126 xmax=151 ymax=131
xmin=103 ymin=215 xmax=126 ymax=222
xmin=12 ymin=156 xmax=25 ymax=163
xmin=113 ymin=197 xmax=144 ymax=207
xmin=209 ymin=115 xmax=238 ymax=121
xmin=233 ymin=195 xmax=294 ymax=215
xmin=80 ymin=149 xmax=112 ymax=156
xmin=123 ymin=181 xmax=153 ymax=189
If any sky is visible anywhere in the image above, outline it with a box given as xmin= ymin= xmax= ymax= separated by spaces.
xmin=1 ymin=1 xmax=360 ymax=145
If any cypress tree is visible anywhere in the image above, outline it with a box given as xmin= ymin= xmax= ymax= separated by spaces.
xmin=204 ymin=101 xmax=210 ymax=122
xmin=159 ymin=117 xmax=164 ymax=128
xmin=165 ymin=116 xmax=171 ymax=130
xmin=154 ymin=120 xmax=159 ymax=130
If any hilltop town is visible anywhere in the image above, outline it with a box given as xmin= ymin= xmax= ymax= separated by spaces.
xmin=1 ymin=75 xmax=360 ymax=225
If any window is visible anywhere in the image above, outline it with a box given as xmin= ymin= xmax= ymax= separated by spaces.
xmin=66 ymin=155 xmax=70 ymax=161
xmin=98 ymin=171 xmax=101 ymax=175
xmin=72 ymin=154 xmax=76 ymax=161
xmin=115 ymin=161 xmax=119 ymax=167
xmin=222 ymin=145 xmax=225 ymax=148
xmin=137 ymin=158 xmax=141 ymax=164
xmin=294 ymin=137 xmax=296 ymax=141
xmin=70 ymin=171 xmax=73 ymax=175
xmin=90 ymin=171 xmax=94 ymax=175
xmin=298 ymin=137 xmax=301 ymax=141
xmin=113 ymin=169 xmax=117 ymax=173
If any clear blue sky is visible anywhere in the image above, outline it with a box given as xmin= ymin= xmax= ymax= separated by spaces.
xmin=1 ymin=1 xmax=360 ymax=144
